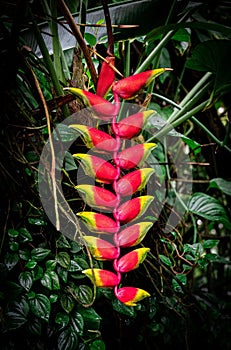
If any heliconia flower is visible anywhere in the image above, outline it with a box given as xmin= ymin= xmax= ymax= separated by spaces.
xmin=83 ymin=236 xmax=119 ymax=260
xmin=117 ymin=247 xmax=150 ymax=273
xmin=112 ymin=68 xmax=171 ymax=99
xmin=116 ymin=168 xmax=155 ymax=196
xmin=115 ymin=110 xmax=155 ymax=139
xmin=73 ymin=154 xmax=117 ymax=184
xmin=117 ymin=222 xmax=153 ymax=247
xmin=116 ymin=195 xmax=154 ymax=224
xmin=117 ymin=143 xmax=157 ymax=170
xmin=69 ymin=124 xmax=117 ymax=151
xmin=116 ymin=287 xmax=150 ymax=306
xmin=64 ymin=87 xmax=116 ymax=119
xmin=77 ymin=211 xmax=118 ymax=234
xmin=76 ymin=185 xmax=117 ymax=211
xmin=96 ymin=56 xmax=115 ymax=98
xmin=82 ymin=268 xmax=119 ymax=287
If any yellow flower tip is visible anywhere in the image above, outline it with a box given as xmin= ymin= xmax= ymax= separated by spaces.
xmin=143 ymin=142 xmax=157 ymax=150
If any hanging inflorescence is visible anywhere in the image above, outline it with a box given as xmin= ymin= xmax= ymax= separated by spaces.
xmin=64 ymin=57 xmax=170 ymax=306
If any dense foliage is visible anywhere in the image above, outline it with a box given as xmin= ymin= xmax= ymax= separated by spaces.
xmin=0 ymin=1 xmax=230 ymax=349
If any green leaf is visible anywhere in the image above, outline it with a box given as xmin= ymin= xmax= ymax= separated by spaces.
xmin=112 ymin=298 xmax=136 ymax=317
xmin=53 ymin=124 xmax=79 ymax=143
xmin=9 ymin=241 xmax=19 ymax=252
xmin=64 ymin=151 xmax=77 ymax=171
xmin=76 ymin=306 xmax=102 ymax=331
xmin=58 ymin=328 xmax=78 ymax=350
xmin=31 ymin=265 xmax=44 ymax=280
xmin=202 ymin=239 xmax=219 ymax=249
xmin=186 ymin=40 xmax=231 ymax=97
xmin=75 ymin=285 xmax=93 ymax=305
xmin=68 ymin=259 xmax=83 ymax=272
xmin=70 ymin=310 xmax=84 ymax=335
xmin=25 ymin=260 xmax=37 ymax=269
xmin=57 ymin=252 xmax=71 ymax=268
xmin=27 ymin=318 xmax=42 ymax=336
xmin=4 ymin=252 xmax=19 ymax=270
xmin=28 ymin=293 xmax=51 ymax=321
xmin=19 ymin=249 xmax=30 ymax=261
xmin=159 ymin=254 xmax=172 ymax=267
xmin=41 ymin=271 xmax=60 ymax=290
xmin=90 ymin=340 xmax=106 ymax=350
xmin=31 ymin=248 xmax=51 ymax=261
xmin=55 ymin=312 xmax=70 ymax=327
xmin=46 ymin=259 xmax=57 ymax=271
xmin=19 ymin=271 xmax=33 ymax=291
xmin=5 ymin=297 xmax=29 ymax=330
xmin=27 ymin=217 xmax=47 ymax=226
xmin=209 ymin=178 xmax=231 ymax=196
xmin=84 ymin=32 xmax=97 ymax=47
xmin=61 ymin=293 xmax=75 ymax=313
xmin=8 ymin=229 xmax=19 ymax=238
xmin=18 ymin=227 xmax=32 ymax=242
xmin=57 ymin=234 xmax=71 ymax=248
xmin=188 ymin=192 xmax=231 ymax=229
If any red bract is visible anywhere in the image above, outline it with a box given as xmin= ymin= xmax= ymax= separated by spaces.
xmin=82 ymin=268 xmax=119 ymax=287
xmin=73 ymin=154 xmax=117 ymax=184
xmin=117 ymin=222 xmax=153 ymax=247
xmin=64 ymin=87 xmax=116 ymax=119
xmin=117 ymin=195 xmax=154 ymax=224
xmin=76 ymin=185 xmax=117 ymax=211
xmin=116 ymin=287 xmax=150 ymax=306
xmin=116 ymin=168 xmax=155 ymax=196
xmin=112 ymin=68 xmax=171 ymax=99
xmin=96 ymin=56 xmax=115 ymax=98
xmin=69 ymin=124 xmax=117 ymax=151
xmin=115 ymin=110 xmax=155 ymax=139
xmin=117 ymin=248 xmax=150 ymax=272
xmin=77 ymin=212 xmax=118 ymax=234
xmin=67 ymin=56 xmax=170 ymax=306
xmin=83 ymin=236 xmax=119 ymax=260
xmin=117 ymin=143 xmax=156 ymax=170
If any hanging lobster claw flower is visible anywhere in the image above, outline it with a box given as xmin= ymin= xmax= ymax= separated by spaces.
xmin=96 ymin=56 xmax=115 ymax=98
xmin=117 ymin=143 xmax=157 ymax=170
xmin=82 ymin=268 xmax=119 ymax=287
xmin=117 ymin=222 xmax=153 ymax=247
xmin=112 ymin=68 xmax=171 ymax=99
xmin=73 ymin=154 xmax=117 ymax=184
xmin=116 ymin=195 xmax=154 ymax=224
xmin=64 ymin=87 xmax=116 ymax=119
xmin=83 ymin=236 xmax=119 ymax=260
xmin=69 ymin=124 xmax=117 ymax=152
xmin=117 ymin=247 xmax=150 ymax=273
xmin=116 ymin=287 xmax=150 ymax=306
xmin=76 ymin=185 xmax=117 ymax=211
xmin=116 ymin=168 xmax=155 ymax=196
xmin=115 ymin=110 xmax=155 ymax=139
xmin=77 ymin=212 xmax=118 ymax=234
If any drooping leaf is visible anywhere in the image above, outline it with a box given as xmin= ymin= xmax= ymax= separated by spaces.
xmin=209 ymin=178 xmax=231 ymax=196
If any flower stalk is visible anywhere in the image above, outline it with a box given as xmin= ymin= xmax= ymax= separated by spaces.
xmin=66 ymin=54 xmax=169 ymax=306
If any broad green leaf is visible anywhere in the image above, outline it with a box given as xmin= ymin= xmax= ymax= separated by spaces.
xmin=28 ymin=293 xmax=51 ymax=321
xmin=56 ymin=234 xmax=71 ymax=248
xmin=188 ymin=192 xmax=231 ymax=228
xmin=46 ymin=259 xmax=57 ymax=271
xmin=27 ymin=217 xmax=47 ymax=226
xmin=75 ymin=285 xmax=93 ymax=305
xmin=18 ymin=227 xmax=32 ymax=242
xmin=84 ymin=32 xmax=97 ymax=47
xmin=202 ymin=239 xmax=219 ymax=249
xmin=9 ymin=242 xmax=19 ymax=251
xmin=112 ymin=298 xmax=136 ymax=317
xmin=27 ymin=318 xmax=42 ymax=336
xmin=58 ymin=328 xmax=78 ymax=350
xmin=70 ymin=310 xmax=84 ymax=335
xmin=76 ymin=306 xmax=102 ymax=330
xmin=4 ymin=252 xmax=19 ymax=270
xmin=57 ymin=251 xmax=71 ymax=268
xmin=186 ymin=40 xmax=231 ymax=97
xmin=90 ymin=340 xmax=106 ymax=350
xmin=61 ymin=293 xmax=75 ymax=313
xmin=31 ymin=248 xmax=51 ymax=261
xmin=19 ymin=271 xmax=33 ymax=291
xmin=8 ymin=229 xmax=19 ymax=238
xmin=209 ymin=178 xmax=231 ymax=196
xmin=41 ymin=271 xmax=60 ymax=290
xmin=5 ymin=297 xmax=29 ymax=330
xmin=55 ymin=312 xmax=70 ymax=327
xmin=64 ymin=151 xmax=77 ymax=171
xmin=159 ymin=254 xmax=172 ymax=267
xmin=25 ymin=260 xmax=37 ymax=269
